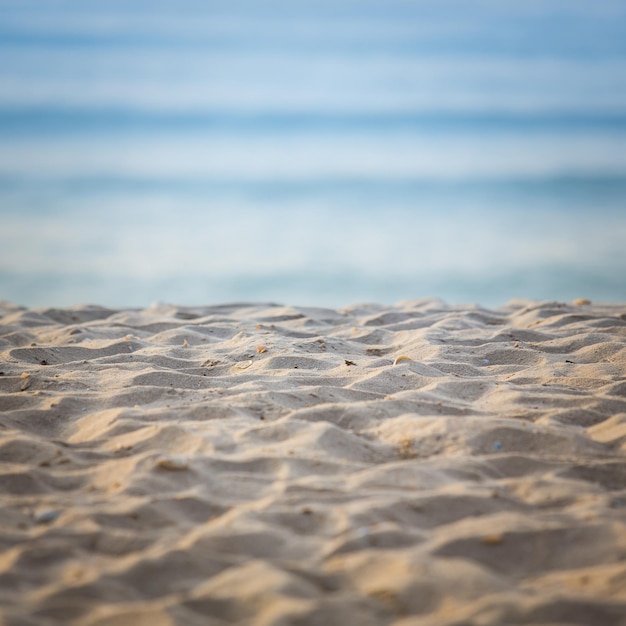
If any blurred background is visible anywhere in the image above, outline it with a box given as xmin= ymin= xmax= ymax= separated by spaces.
xmin=1 ymin=0 xmax=625 ymax=308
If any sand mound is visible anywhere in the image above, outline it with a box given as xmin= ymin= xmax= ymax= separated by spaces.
xmin=1 ymin=299 xmax=625 ymax=625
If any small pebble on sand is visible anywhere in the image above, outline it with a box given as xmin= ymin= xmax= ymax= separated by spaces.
xmin=157 ymin=456 xmax=189 ymax=471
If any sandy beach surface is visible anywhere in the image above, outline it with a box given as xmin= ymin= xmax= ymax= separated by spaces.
xmin=1 ymin=298 xmax=625 ymax=626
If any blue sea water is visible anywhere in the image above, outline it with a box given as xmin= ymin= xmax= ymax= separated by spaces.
xmin=1 ymin=0 xmax=625 ymax=308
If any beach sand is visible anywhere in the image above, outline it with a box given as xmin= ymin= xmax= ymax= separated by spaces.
xmin=1 ymin=298 xmax=625 ymax=626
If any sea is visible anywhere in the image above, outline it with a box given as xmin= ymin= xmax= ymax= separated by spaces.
xmin=1 ymin=0 xmax=625 ymax=309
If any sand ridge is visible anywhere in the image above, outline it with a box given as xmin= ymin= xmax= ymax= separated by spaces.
xmin=0 ymin=299 xmax=625 ymax=625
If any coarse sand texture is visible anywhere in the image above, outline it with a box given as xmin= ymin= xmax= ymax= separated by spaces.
xmin=0 ymin=299 xmax=625 ymax=625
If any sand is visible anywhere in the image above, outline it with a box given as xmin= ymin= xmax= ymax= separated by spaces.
xmin=0 ymin=298 xmax=625 ymax=626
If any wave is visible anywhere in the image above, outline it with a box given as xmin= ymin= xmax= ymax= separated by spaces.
xmin=2 ymin=107 xmax=626 ymax=137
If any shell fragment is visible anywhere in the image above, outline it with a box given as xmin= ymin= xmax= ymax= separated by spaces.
xmin=393 ymin=355 xmax=413 ymax=366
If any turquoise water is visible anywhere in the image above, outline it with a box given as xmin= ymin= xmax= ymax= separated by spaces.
xmin=1 ymin=1 xmax=625 ymax=307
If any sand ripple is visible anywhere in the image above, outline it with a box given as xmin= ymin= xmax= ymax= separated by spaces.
xmin=1 ymin=299 xmax=625 ymax=625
